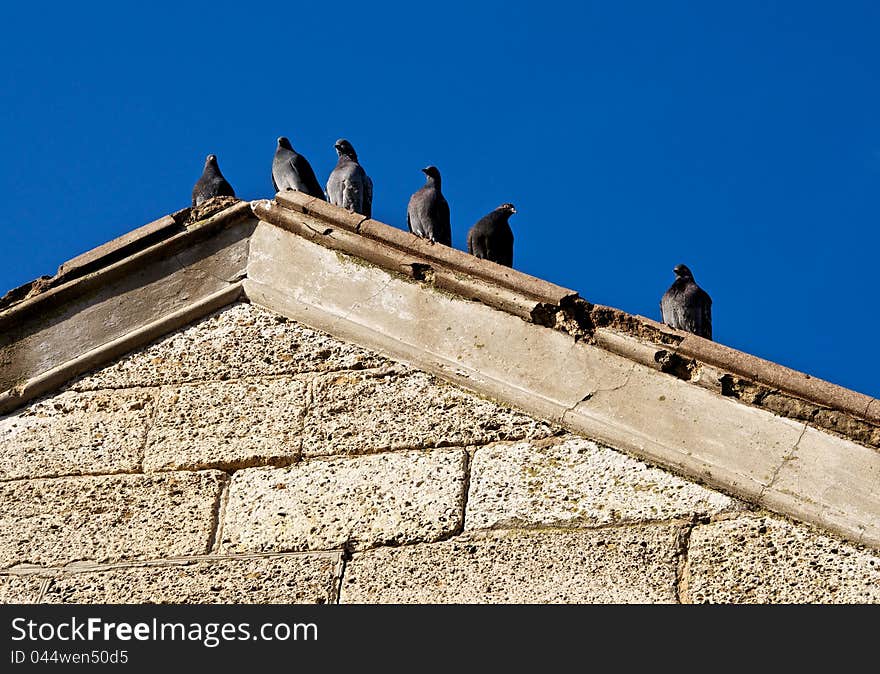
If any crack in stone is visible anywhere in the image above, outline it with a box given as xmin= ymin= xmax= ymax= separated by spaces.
xmin=456 ymin=450 xmax=472 ymax=536
xmin=35 ymin=577 xmax=52 ymax=603
xmin=331 ymin=549 xmax=347 ymax=605
xmin=332 ymin=277 xmax=395 ymax=329
xmin=301 ymin=221 xmax=334 ymax=238
xmin=206 ymin=475 xmax=231 ymax=554
xmin=139 ymin=388 xmax=162 ymax=473
xmin=759 ymin=424 xmax=808 ymax=502
xmin=561 ymin=363 xmax=637 ymax=420
xmin=674 ymin=518 xmax=698 ymax=604
xmin=596 ymin=363 xmax=637 ymax=395
xmin=2 ymin=549 xmax=347 ymax=577
xmin=69 ymin=364 xmax=396 ymax=395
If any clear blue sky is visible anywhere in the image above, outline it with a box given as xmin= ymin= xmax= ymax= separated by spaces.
xmin=1 ymin=2 xmax=878 ymax=397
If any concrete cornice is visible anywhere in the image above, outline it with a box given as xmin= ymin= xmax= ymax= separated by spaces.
xmin=0 ymin=199 xmax=255 ymax=409
xmin=0 ymin=193 xmax=877 ymax=550
xmin=259 ymin=190 xmax=879 ymax=432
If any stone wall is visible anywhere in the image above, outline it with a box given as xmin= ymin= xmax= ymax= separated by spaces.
xmin=1 ymin=302 xmax=878 ymax=604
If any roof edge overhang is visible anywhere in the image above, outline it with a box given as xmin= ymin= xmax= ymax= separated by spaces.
xmin=1 ymin=194 xmax=878 ymax=551
xmin=259 ymin=191 xmax=879 ymax=430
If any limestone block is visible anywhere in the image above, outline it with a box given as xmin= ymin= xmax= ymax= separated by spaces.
xmin=39 ymin=553 xmax=340 ymax=604
xmin=341 ymin=525 xmax=681 ymax=603
xmin=0 ymin=389 xmax=154 ymax=480
xmin=0 ymin=575 xmax=44 ymax=603
xmin=301 ymin=369 xmax=557 ymax=457
xmin=71 ymin=302 xmax=385 ymax=390
xmin=466 ymin=438 xmax=742 ymax=531
xmin=685 ymin=515 xmax=880 ymax=603
xmin=0 ymin=471 xmax=225 ymax=568
xmin=221 ymin=449 xmax=467 ymax=553
xmin=144 ymin=378 xmax=306 ymax=471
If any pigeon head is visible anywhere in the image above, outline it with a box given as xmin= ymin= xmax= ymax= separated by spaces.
xmin=277 ymin=137 xmax=292 ymax=150
xmin=673 ymin=263 xmax=694 ymax=279
xmin=497 ymin=203 xmax=517 ymax=215
xmin=421 ymin=166 xmax=441 ymax=184
xmin=206 ymin=154 xmax=218 ymax=165
xmin=334 ymin=138 xmax=358 ymax=161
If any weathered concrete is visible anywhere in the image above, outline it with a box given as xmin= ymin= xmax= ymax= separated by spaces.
xmin=72 ymin=302 xmax=385 ymax=390
xmin=244 ymin=222 xmax=878 ymax=552
xmin=271 ymin=191 xmax=576 ymax=305
xmin=0 ymin=575 xmax=44 ymax=603
xmin=465 ymin=438 xmax=742 ymax=531
xmin=0 ymin=285 xmax=244 ymax=417
xmin=760 ymin=426 xmax=880 ymax=547
xmin=563 ymin=366 xmax=806 ymax=505
xmin=0 ymin=214 xmax=255 ymax=403
xmin=0 ymin=388 xmax=154 ymax=480
xmin=302 ymin=368 xmax=558 ymax=457
xmin=144 ymin=378 xmax=306 ymax=471
xmin=685 ymin=514 xmax=880 ymax=603
xmin=341 ymin=525 xmax=681 ymax=603
xmin=674 ymin=329 xmax=879 ymax=426
xmin=56 ymin=215 xmax=181 ymax=279
xmin=259 ymin=196 xmax=577 ymax=321
xmin=0 ymin=471 xmax=225 ymax=568
xmin=221 ymin=449 xmax=467 ymax=554
xmin=37 ymin=553 xmax=340 ymax=604
xmin=245 ymin=221 xmax=631 ymax=423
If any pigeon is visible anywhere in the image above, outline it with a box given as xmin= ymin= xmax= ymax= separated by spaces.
xmin=406 ymin=166 xmax=451 ymax=246
xmin=272 ymin=136 xmax=326 ymax=199
xmin=466 ymin=203 xmax=516 ymax=267
xmin=660 ymin=263 xmax=713 ymax=340
xmin=325 ymin=138 xmax=373 ymax=218
xmin=191 ymin=154 xmax=235 ymax=207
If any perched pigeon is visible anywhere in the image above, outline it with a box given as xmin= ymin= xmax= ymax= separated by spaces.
xmin=325 ymin=138 xmax=373 ymax=218
xmin=191 ymin=154 xmax=235 ymax=207
xmin=272 ymin=136 xmax=325 ymax=199
xmin=407 ymin=166 xmax=451 ymax=246
xmin=467 ymin=203 xmax=516 ymax=267
xmin=660 ymin=263 xmax=713 ymax=340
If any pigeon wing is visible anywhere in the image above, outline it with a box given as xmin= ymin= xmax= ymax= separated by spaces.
xmin=363 ymin=172 xmax=373 ymax=219
xmin=433 ymin=194 xmax=451 ymax=246
xmin=291 ymin=152 xmax=325 ymax=199
xmin=326 ymin=165 xmax=344 ymax=206
xmin=694 ymin=287 xmax=713 ymax=340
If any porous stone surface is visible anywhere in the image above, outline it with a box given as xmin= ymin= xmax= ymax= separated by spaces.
xmin=341 ymin=524 xmax=681 ymax=603
xmin=70 ymin=302 xmax=385 ymax=390
xmin=685 ymin=515 xmax=880 ymax=603
xmin=144 ymin=378 xmax=306 ymax=471
xmin=465 ymin=437 xmax=742 ymax=531
xmin=38 ymin=554 xmax=340 ymax=604
xmin=0 ymin=575 xmax=44 ymax=603
xmin=0 ymin=471 xmax=225 ymax=568
xmin=221 ymin=449 xmax=467 ymax=553
xmin=0 ymin=389 xmax=154 ymax=480
xmin=301 ymin=368 xmax=558 ymax=457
